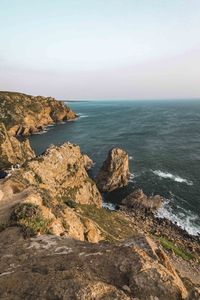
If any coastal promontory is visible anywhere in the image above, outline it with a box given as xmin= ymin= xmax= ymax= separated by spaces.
xmin=0 ymin=91 xmax=76 ymax=136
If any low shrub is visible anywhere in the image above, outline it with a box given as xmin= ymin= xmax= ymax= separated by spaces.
xmin=10 ymin=202 xmax=51 ymax=237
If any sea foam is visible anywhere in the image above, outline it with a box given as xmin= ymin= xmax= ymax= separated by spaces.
xmin=102 ymin=202 xmax=116 ymax=211
xmin=78 ymin=113 xmax=89 ymax=118
xmin=152 ymin=170 xmax=193 ymax=186
xmin=129 ymin=172 xmax=134 ymax=182
xmin=156 ymin=199 xmax=200 ymax=236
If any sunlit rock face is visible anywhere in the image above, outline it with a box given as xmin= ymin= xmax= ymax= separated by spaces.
xmin=0 ymin=91 xmax=77 ymax=136
xmin=96 ymin=147 xmax=129 ymax=192
xmin=0 ymin=122 xmax=35 ymax=170
xmin=0 ymin=230 xmax=188 ymax=300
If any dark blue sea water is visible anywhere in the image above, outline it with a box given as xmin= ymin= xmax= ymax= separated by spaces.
xmin=29 ymin=100 xmax=200 ymax=236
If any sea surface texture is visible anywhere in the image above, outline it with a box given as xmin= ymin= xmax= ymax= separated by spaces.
xmin=29 ymin=100 xmax=200 ymax=236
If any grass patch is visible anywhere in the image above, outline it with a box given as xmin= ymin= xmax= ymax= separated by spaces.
xmin=84 ymin=177 xmax=95 ymax=185
xmin=62 ymin=187 xmax=79 ymax=201
xmin=39 ymin=189 xmax=53 ymax=208
xmin=78 ymin=204 xmax=135 ymax=242
xmin=10 ymin=203 xmax=52 ymax=237
xmin=158 ymin=237 xmax=195 ymax=261
xmin=34 ymin=173 xmax=43 ymax=184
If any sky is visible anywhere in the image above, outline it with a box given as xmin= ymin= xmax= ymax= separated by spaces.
xmin=0 ymin=0 xmax=200 ymax=100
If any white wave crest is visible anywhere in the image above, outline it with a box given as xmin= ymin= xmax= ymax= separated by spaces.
xmin=152 ymin=170 xmax=193 ymax=186
xmin=156 ymin=200 xmax=200 ymax=236
xmin=129 ymin=156 xmax=133 ymax=160
xmin=34 ymin=130 xmax=48 ymax=135
xmin=78 ymin=113 xmax=88 ymax=118
xmin=102 ymin=202 xmax=116 ymax=211
xmin=129 ymin=172 xmax=134 ymax=182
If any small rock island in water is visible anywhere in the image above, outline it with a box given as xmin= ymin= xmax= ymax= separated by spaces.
xmin=0 ymin=92 xmax=199 ymax=300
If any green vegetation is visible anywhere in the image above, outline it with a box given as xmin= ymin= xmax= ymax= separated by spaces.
xmin=34 ymin=173 xmax=43 ymax=184
xmin=40 ymin=189 xmax=53 ymax=208
xmin=0 ymin=91 xmax=73 ymax=131
xmin=67 ymin=163 xmax=77 ymax=177
xmin=158 ymin=237 xmax=195 ymax=261
xmin=78 ymin=204 xmax=135 ymax=242
xmin=63 ymin=198 xmax=77 ymax=209
xmin=84 ymin=177 xmax=96 ymax=185
xmin=63 ymin=187 xmax=79 ymax=200
xmin=10 ymin=203 xmax=52 ymax=237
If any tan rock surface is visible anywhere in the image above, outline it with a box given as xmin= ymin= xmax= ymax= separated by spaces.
xmin=96 ymin=147 xmax=129 ymax=192
xmin=0 ymin=142 xmax=103 ymax=241
xmin=0 ymin=230 xmax=190 ymax=300
xmin=0 ymin=91 xmax=77 ymax=136
xmin=23 ymin=143 xmax=102 ymax=207
xmin=0 ymin=122 xmax=35 ymax=169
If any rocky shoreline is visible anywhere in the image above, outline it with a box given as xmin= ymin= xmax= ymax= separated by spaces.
xmin=0 ymin=92 xmax=199 ymax=299
xmin=0 ymin=91 xmax=77 ymax=137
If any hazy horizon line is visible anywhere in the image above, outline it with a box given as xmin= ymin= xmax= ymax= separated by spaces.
xmin=1 ymin=90 xmax=200 ymax=102
xmin=64 ymin=98 xmax=200 ymax=102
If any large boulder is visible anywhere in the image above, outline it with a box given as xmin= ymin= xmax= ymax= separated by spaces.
xmin=96 ymin=148 xmax=129 ymax=192
xmin=0 ymin=122 xmax=35 ymax=170
xmin=122 ymin=188 xmax=163 ymax=212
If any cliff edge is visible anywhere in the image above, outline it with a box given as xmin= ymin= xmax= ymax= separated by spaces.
xmin=0 ymin=91 xmax=76 ymax=136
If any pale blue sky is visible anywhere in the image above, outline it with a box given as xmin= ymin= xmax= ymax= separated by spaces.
xmin=0 ymin=0 xmax=200 ymax=100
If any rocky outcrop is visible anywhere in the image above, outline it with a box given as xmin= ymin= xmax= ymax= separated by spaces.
xmin=120 ymin=196 xmax=200 ymax=266
xmin=0 ymin=229 xmax=189 ymax=300
xmin=0 ymin=91 xmax=77 ymax=136
xmin=122 ymin=188 xmax=163 ymax=212
xmin=0 ymin=122 xmax=35 ymax=170
xmin=82 ymin=154 xmax=94 ymax=170
xmin=21 ymin=143 xmax=102 ymax=207
xmin=96 ymin=148 xmax=129 ymax=192
xmin=0 ymin=142 xmax=103 ymax=240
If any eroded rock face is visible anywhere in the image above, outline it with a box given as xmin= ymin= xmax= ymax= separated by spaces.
xmin=0 ymin=91 xmax=77 ymax=136
xmin=122 ymin=188 xmax=163 ymax=212
xmin=0 ymin=123 xmax=35 ymax=170
xmin=22 ymin=143 xmax=102 ymax=207
xmin=0 ymin=143 xmax=102 ymax=240
xmin=0 ymin=230 xmax=189 ymax=300
xmin=96 ymin=148 xmax=129 ymax=192
xmin=82 ymin=154 xmax=94 ymax=170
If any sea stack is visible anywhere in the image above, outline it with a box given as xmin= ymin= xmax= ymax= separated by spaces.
xmin=96 ymin=147 xmax=129 ymax=192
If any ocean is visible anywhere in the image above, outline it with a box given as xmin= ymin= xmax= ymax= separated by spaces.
xmin=29 ymin=100 xmax=200 ymax=236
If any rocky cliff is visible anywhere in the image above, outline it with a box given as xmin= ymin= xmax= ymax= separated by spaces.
xmin=0 ymin=142 xmax=104 ymax=241
xmin=0 ymin=122 xmax=35 ymax=170
xmin=96 ymin=147 xmax=130 ymax=192
xmin=0 ymin=91 xmax=76 ymax=136
xmin=0 ymin=95 xmax=199 ymax=299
